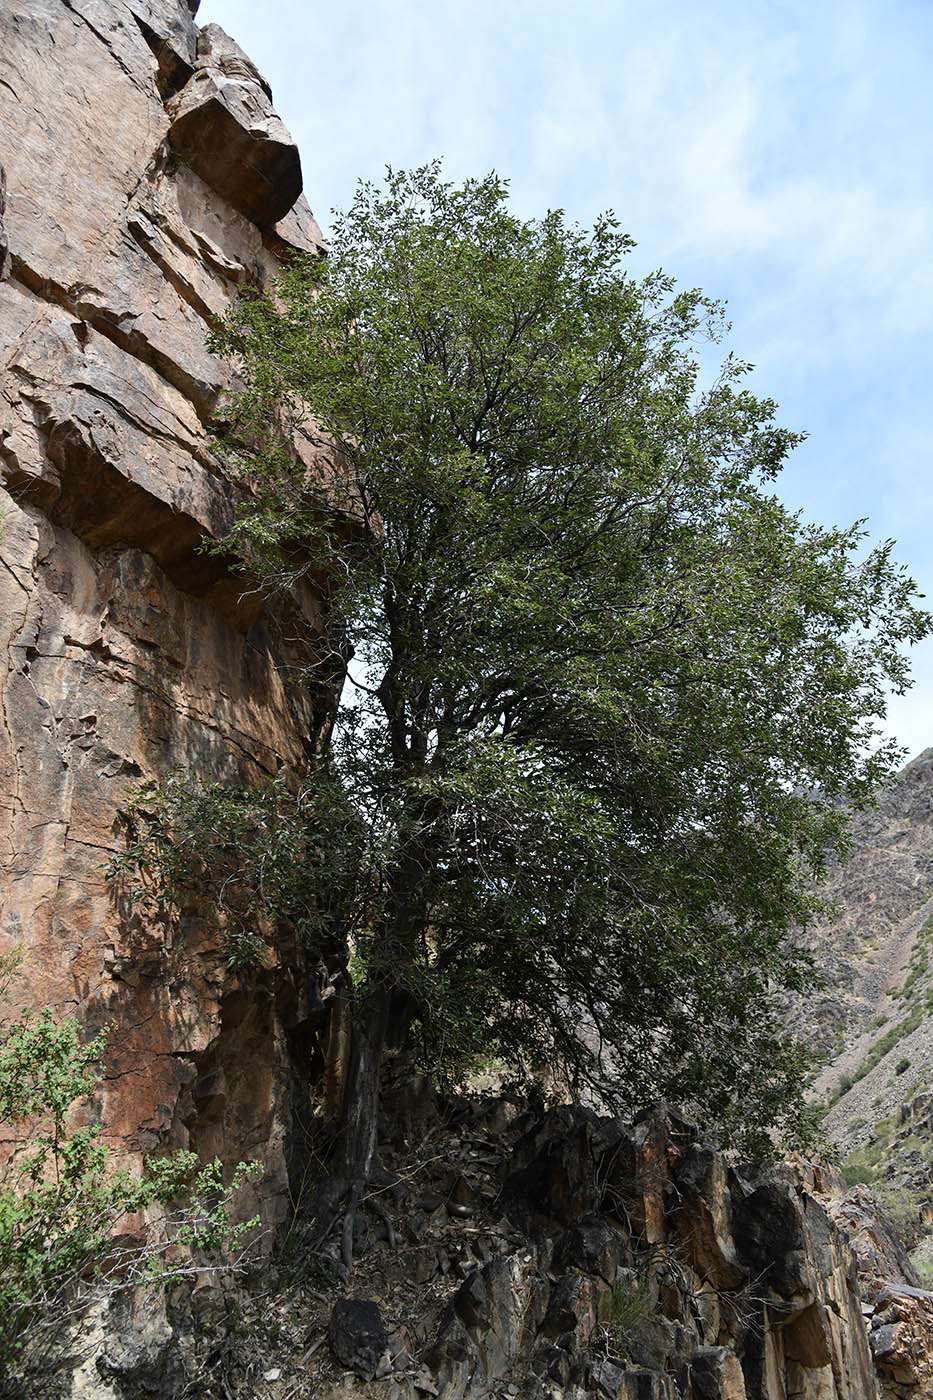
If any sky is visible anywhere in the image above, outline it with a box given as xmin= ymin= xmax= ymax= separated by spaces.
xmin=198 ymin=0 xmax=933 ymax=761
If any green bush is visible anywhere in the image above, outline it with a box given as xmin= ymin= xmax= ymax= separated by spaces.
xmin=842 ymin=1162 xmax=874 ymax=1186
xmin=895 ymin=1057 xmax=911 ymax=1076
xmin=0 ymin=951 xmax=261 ymax=1389
xmin=109 ymin=770 xmax=360 ymax=974
xmin=873 ymin=1181 xmax=927 ymax=1252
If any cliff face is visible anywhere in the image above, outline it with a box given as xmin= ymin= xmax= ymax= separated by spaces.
xmin=0 ymin=0 xmax=329 ymax=1229
xmin=791 ymin=752 xmax=933 ymax=1262
xmin=796 ymin=750 xmax=933 ymax=1061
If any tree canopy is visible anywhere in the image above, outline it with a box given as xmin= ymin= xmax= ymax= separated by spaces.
xmin=206 ymin=164 xmax=929 ymax=1176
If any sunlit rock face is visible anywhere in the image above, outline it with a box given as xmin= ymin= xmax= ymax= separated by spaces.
xmin=0 ymin=0 xmax=328 ymax=1230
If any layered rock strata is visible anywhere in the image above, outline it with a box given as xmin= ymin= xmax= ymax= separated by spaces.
xmin=0 ymin=0 xmax=328 ymax=1227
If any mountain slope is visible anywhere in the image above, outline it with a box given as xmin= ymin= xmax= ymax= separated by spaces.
xmin=797 ymin=748 xmax=933 ymax=1258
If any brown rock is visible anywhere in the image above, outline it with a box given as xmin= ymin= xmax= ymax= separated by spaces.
xmin=0 ymin=0 xmax=328 ymax=1235
xmin=0 ymin=164 xmax=10 ymax=281
xmin=672 ymin=1143 xmax=745 ymax=1290
xmin=868 ymin=1286 xmax=933 ymax=1395
xmin=691 ymin=1346 xmax=748 ymax=1400
xmin=125 ymin=0 xmax=199 ymax=89
xmin=167 ymin=25 xmax=303 ymax=225
xmin=830 ymin=1186 xmax=922 ymax=1294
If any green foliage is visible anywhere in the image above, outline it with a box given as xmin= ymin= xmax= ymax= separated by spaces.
xmin=842 ymin=1162 xmax=874 ymax=1186
xmin=895 ymin=1057 xmax=911 ymax=1076
xmin=108 ymin=769 xmax=362 ymax=971
xmin=198 ymin=162 xmax=930 ymax=1150
xmin=600 ymin=1274 xmax=653 ymax=1351
xmin=0 ymin=955 xmax=260 ymax=1385
xmin=872 ymin=1179 xmax=928 ymax=1252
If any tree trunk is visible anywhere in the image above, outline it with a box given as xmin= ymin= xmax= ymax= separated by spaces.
xmin=334 ymin=981 xmax=392 ymax=1191
xmin=313 ymin=980 xmax=393 ymax=1266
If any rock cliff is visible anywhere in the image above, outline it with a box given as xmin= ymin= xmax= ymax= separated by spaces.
xmin=791 ymin=751 xmax=933 ymax=1268
xmin=0 ymin=0 xmax=329 ymax=1231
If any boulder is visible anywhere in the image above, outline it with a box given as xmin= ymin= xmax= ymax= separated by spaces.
xmin=328 ymin=1298 xmax=390 ymax=1380
xmin=167 ymin=25 xmax=303 ymax=225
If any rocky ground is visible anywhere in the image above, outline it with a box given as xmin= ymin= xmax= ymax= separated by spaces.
xmin=38 ymin=1093 xmax=933 ymax=1400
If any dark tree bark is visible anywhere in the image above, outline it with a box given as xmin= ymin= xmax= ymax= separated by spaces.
xmin=313 ymin=980 xmax=392 ymax=1267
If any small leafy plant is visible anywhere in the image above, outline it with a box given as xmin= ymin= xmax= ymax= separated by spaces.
xmin=0 ymin=950 xmax=261 ymax=1389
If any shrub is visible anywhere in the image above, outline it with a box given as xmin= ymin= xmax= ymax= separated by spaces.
xmin=0 ymin=951 xmax=261 ymax=1389
xmin=600 ymin=1274 xmax=652 ymax=1354
xmin=842 ymin=1162 xmax=874 ymax=1186
xmin=108 ymin=770 xmax=359 ymax=973
xmin=873 ymin=1181 xmax=927 ymax=1252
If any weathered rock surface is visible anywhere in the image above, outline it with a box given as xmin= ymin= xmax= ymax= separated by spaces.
xmin=98 ymin=1098 xmax=886 ymax=1400
xmin=329 ymin=1299 xmax=392 ymax=1381
xmin=167 ymin=24 xmax=304 ymax=225
xmin=796 ymin=750 xmax=933 ymax=1121
xmin=786 ymin=750 xmax=933 ymax=1273
xmin=0 ymin=0 xmax=326 ymax=1231
xmin=312 ymin=1103 xmax=883 ymax=1400
xmin=866 ymin=1285 xmax=933 ymax=1398
xmin=820 ymin=1190 xmax=933 ymax=1400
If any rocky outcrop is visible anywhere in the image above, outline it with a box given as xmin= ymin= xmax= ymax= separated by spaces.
xmin=787 ymin=751 xmax=933 ymax=1272
xmin=0 ymin=0 xmax=327 ymax=1229
xmin=61 ymin=1100 xmax=890 ymax=1399
xmin=823 ymin=1190 xmax=933 ymax=1400
xmin=866 ymin=1286 xmax=933 ymax=1398
xmin=167 ymin=25 xmax=303 ymax=224
xmin=795 ymin=749 xmax=933 ymax=1087
xmin=307 ymin=1105 xmax=883 ymax=1400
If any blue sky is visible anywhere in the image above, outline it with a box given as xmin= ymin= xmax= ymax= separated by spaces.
xmin=199 ymin=0 xmax=933 ymax=760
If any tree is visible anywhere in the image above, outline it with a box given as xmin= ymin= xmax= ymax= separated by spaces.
xmin=204 ymin=164 xmax=927 ymax=1254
